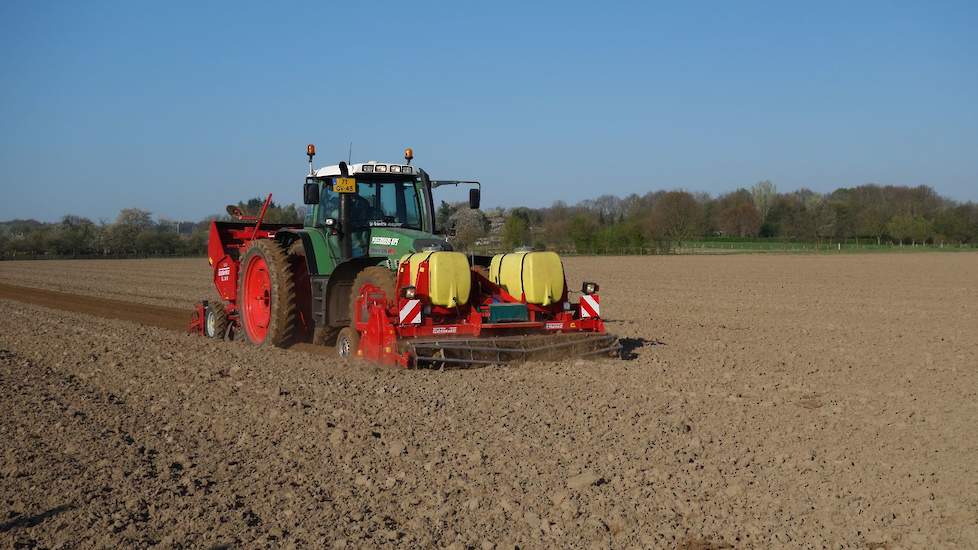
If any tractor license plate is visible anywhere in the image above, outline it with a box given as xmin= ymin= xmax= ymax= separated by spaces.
xmin=333 ymin=177 xmax=357 ymax=193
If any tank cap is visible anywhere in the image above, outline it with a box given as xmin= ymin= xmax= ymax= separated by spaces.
xmin=514 ymin=246 xmax=534 ymax=253
xmin=422 ymin=244 xmax=445 ymax=252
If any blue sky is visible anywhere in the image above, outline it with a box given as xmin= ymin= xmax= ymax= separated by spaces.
xmin=1 ymin=1 xmax=976 ymax=222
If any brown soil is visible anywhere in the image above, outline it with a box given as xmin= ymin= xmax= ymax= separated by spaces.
xmin=2 ymin=253 xmax=977 ymax=548
xmin=0 ymin=282 xmax=188 ymax=332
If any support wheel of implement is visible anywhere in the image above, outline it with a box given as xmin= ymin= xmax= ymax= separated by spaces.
xmin=349 ymin=266 xmax=397 ymax=324
xmin=204 ymin=302 xmax=228 ymax=339
xmin=237 ymin=239 xmax=297 ymax=346
xmin=336 ymin=327 xmax=360 ymax=360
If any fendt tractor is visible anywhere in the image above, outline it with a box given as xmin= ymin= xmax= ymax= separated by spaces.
xmin=189 ymin=146 xmax=619 ymax=367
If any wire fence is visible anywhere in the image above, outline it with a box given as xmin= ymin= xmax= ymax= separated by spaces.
xmin=467 ymin=240 xmax=978 ymax=257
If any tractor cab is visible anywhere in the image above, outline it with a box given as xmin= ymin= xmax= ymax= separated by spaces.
xmin=301 ymin=148 xmax=480 ymax=266
xmin=303 ymin=161 xmax=437 ymax=261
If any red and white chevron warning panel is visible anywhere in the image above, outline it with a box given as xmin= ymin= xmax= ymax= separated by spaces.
xmin=399 ymin=299 xmax=421 ymax=324
xmin=580 ymin=294 xmax=600 ymax=319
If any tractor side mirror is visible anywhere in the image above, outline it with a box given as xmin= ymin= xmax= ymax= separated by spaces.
xmin=469 ymin=188 xmax=481 ymax=209
xmin=303 ymin=182 xmax=320 ymax=205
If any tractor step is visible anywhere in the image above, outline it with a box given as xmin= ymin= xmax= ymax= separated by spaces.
xmin=405 ymin=332 xmax=621 ymax=368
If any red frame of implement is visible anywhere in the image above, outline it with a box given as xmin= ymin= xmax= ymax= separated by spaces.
xmin=353 ymin=256 xmax=606 ymax=367
xmin=189 ymin=194 xmax=303 ymax=335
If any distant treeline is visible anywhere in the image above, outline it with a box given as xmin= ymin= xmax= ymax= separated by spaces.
xmin=454 ymin=182 xmax=978 ymax=253
xmin=0 ymin=198 xmax=303 ymax=259
xmin=3 ymin=184 xmax=977 ymax=258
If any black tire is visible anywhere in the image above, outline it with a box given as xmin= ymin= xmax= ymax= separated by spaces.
xmin=312 ymin=326 xmax=336 ymax=346
xmin=349 ymin=266 xmax=397 ymax=326
xmin=288 ymin=240 xmax=314 ymax=342
xmin=237 ymin=239 xmax=297 ymax=347
xmin=204 ymin=301 xmax=228 ymax=339
xmin=336 ymin=327 xmax=360 ymax=360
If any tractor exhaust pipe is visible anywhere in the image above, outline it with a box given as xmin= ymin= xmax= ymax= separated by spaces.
xmin=338 ymin=161 xmax=353 ymax=260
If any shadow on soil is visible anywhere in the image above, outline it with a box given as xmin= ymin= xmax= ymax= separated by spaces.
xmin=0 ymin=504 xmax=74 ymax=532
xmin=619 ymin=337 xmax=665 ymax=360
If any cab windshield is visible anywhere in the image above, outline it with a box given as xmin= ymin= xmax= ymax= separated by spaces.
xmin=319 ymin=177 xmax=423 ymax=229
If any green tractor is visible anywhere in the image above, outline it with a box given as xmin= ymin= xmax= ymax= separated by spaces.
xmin=191 ymin=146 xmax=617 ymax=367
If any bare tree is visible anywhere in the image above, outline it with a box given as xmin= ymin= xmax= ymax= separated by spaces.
xmin=652 ymin=191 xmax=703 ymax=246
xmin=716 ymin=190 xmax=762 ymax=237
xmin=448 ymin=208 xmax=489 ymax=251
xmin=751 ymin=180 xmax=777 ymax=222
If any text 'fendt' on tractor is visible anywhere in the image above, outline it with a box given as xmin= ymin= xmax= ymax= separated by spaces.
xmin=188 ymin=146 xmax=620 ymax=367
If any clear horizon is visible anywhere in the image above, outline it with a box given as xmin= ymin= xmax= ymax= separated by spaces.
xmin=2 ymin=1 xmax=976 ymax=223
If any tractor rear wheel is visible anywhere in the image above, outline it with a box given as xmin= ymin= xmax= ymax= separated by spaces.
xmin=204 ymin=302 xmax=228 ymax=339
xmin=336 ymin=327 xmax=360 ymax=359
xmin=237 ymin=239 xmax=297 ymax=347
xmin=287 ymin=240 xmax=315 ymax=342
xmin=349 ymin=266 xmax=397 ymax=325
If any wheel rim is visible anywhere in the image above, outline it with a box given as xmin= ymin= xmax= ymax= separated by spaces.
xmin=205 ymin=309 xmax=217 ymax=337
xmin=338 ymin=334 xmax=351 ymax=358
xmin=243 ymin=255 xmax=271 ymax=343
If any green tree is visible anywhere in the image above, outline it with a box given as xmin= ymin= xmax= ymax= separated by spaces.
xmin=437 ymin=200 xmax=459 ymax=231
xmin=107 ymin=208 xmax=154 ymax=254
xmin=886 ymin=213 xmax=914 ymax=245
xmin=910 ymin=216 xmax=933 ymax=246
xmin=501 ymin=214 xmax=531 ymax=249
xmin=56 ymin=215 xmax=97 ymax=256
xmin=568 ymin=214 xmax=598 ymax=253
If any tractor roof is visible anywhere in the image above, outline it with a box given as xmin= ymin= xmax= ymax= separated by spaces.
xmin=313 ymin=160 xmax=419 ymax=178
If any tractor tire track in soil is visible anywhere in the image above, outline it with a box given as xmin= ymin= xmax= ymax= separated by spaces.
xmin=0 ymin=282 xmax=332 ymax=356
xmin=0 ymin=282 xmax=188 ymax=332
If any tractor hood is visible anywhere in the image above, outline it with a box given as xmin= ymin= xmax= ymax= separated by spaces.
xmin=365 ymin=227 xmax=452 ymax=260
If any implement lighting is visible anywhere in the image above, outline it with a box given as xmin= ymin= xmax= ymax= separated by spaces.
xmin=402 ymin=286 xmax=417 ymax=299
xmin=582 ymin=282 xmax=599 ymax=295
xmin=375 ymin=164 xmax=388 ymax=173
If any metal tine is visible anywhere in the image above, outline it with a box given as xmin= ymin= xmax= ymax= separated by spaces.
xmin=413 ymin=336 xmax=616 ymax=355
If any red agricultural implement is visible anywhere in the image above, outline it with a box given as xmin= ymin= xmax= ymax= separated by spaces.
xmin=188 ymin=194 xmax=302 ymax=340
xmin=349 ymin=254 xmax=617 ymax=367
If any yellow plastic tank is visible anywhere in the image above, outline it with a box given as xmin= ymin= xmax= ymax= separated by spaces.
xmin=489 ymin=251 xmax=565 ymax=306
xmin=399 ymin=251 xmax=471 ymax=307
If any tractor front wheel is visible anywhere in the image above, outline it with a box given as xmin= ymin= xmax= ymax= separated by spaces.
xmin=237 ymin=239 xmax=297 ymax=346
xmin=349 ymin=266 xmax=397 ymax=324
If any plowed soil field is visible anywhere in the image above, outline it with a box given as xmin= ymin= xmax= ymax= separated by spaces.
xmin=1 ymin=254 xmax=976 ymax=548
